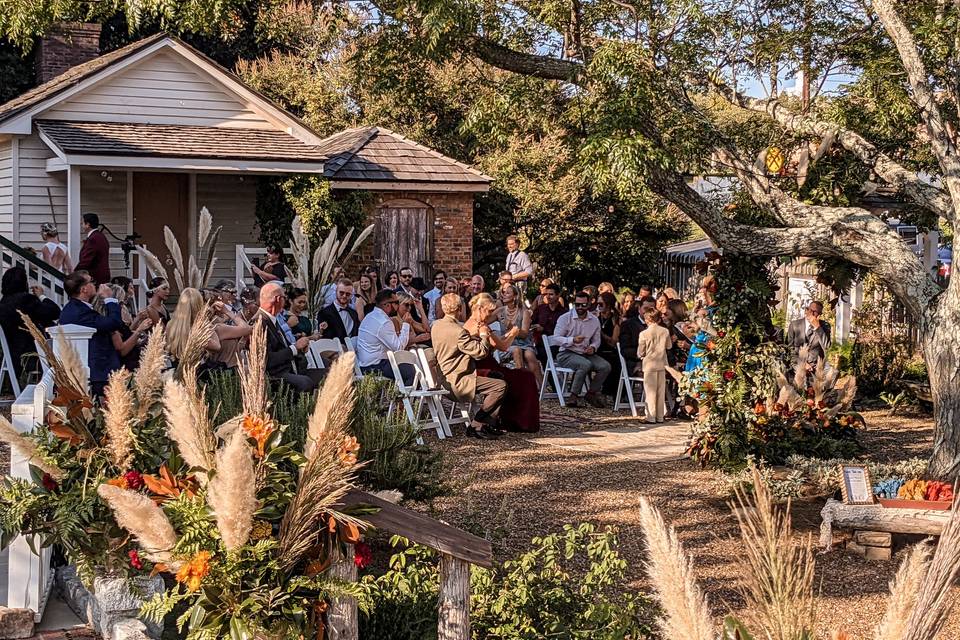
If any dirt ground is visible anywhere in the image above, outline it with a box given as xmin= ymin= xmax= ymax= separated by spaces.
xmin=409 ymin=404 xmax=957 ymax=638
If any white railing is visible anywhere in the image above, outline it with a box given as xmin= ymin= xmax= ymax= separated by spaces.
xmin=235 ymin=245 xmax=295 ymax=292
xmin=108 ymin=247 xmax=155 ymax=312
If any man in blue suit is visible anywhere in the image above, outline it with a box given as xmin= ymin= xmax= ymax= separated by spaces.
xmin=58 ymin=270 xmax=125 ymax=399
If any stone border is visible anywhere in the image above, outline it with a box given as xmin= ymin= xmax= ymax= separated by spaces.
xmin=55 ymin=567 xmax=163 ymax=640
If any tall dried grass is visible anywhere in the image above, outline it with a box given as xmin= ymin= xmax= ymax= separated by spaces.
xmin=731 ymin=467 xmax=816 ymax=640
xmin=238 ymin=323 xmax=268 ymax=418
xmin=135 ymin=325 xmax=167 ymax=417
xmin=303 ymin=353 xmax=355 ymax=461
xmin=20 ymin=313 xmax=89 ymax=400
xmin=0 ymin=415 xmax=63 ymax=479
xmin=899 ymin=501 xmax=960 ymax=640
xmin=97 ymin=483 xmax=178 ymax=565
xmin=636 ymin=496 xmax=714 ymax=640
xmin=103 ymin=368 xmax=135 ymax=470
xmin=207 ymin=430 xmax=257 ymax=551
xmin=163 ymin=377 xmax=215 ymax=472
xmin=875 ymin=543 xmax=932 ymax=640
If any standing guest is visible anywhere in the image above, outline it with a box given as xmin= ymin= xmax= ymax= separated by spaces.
xmin=618 ymin=306 xmax=643 ymax=376
xmin=207 ymin=296 xmax=253 ymax=371
xmin=686 ymin=275 xmax=719 ymax=373
xmin=76 ymin=213 xmax=110 ymax=285
xmin=598 ymin=282 xmax=615 ymax=296
xmin=531 ymin=283 xmax=565 ymax=364
xmin=0 ymin=266 xmax=60 ymax=382
xmin=424 ymin=270 xmax=446 ymax=323
xmin=637 ymin=308 xmax=671 ymax=424
xmin=431 ymin=293 xmax=508 ymax=439
xmin=638 ymin=285 xmax=653 ymax=300
xmin=251 ymin=247 xmax=287 ymax=287
xmin=111 ymin=276 xmax=137 ymax=318
xmin=98 ymin=283 xmax=152 ymax=372
xmin=497 ymin=283 xmax=543 ymax=388
xmin=661 ymin=287 xmax=680 ymax=300
xmin=553 ymin=291 xmax=610 ymax=407
xmin=504 ymin=235 xmax=533 ymax=291
xmin=355 ymin=273 xmax=376 ymax=317
xmin=619 ymin=290 xmax=636 ymax=318
xmin=135 ymin=277 xmax=171 ymax=328
xmin=319 ymin=279 xmax=360 ymax=341
xmin=664 ymin=298 xmax=692 ymax=417
xmin=59 ymin=270 xmax=124 ymax=398
xmin=396 ymin=267 xmax=416 ymax=295
xmin=582 ymin=285 xmax=599 ymax=316
xmin=532 ymin=277 xmax=565 ymax=308
xmin=256 ymin=282 xmax=324 ymax=392
xmin=283 ymin=287 xmax=315 ymax=338
xmin=596 ymin=291 xmax=621 ymax=395
xmin=435 ymin=277 xmax=467 ymax=322
xmin=239 ymin=286 xmax=260 ymax=322
xmin=41 ymin=223 xmax=73 ymax=274
xmin=212 ymin=280 xmax=241 ymax=314
xmin=166 ymin=288 xmax=223 ymax=365
xmin=385 ymin=270 xmax=400 ymax=291
xmin=469 ymin=274 xmax=485 ymax=297
xmin=786 ymin=300 xmax=831 ymax=372
xmin=356 ymin=289 xmax=414 ymax=384
xmin=458 ymin=277 xmax=472 ymax=300
xmin=498 ymin=271 xmax=514 ymax=289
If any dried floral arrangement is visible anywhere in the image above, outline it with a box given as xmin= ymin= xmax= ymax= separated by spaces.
xmin=0 ymin=315 xmax=368 ymax=639
xmin=137 ymin=206 xmax=222 ymax=291
xmin=638 ymin=466 xmax=960 ymax=640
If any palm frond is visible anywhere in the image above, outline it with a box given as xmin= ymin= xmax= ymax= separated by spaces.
xmin=198 ymin=206 xmax=212 ymax=248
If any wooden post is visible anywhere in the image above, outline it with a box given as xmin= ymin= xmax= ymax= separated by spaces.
xmin=437 ymin=554 xmax=470 ymax=640
xmin=327 ymin=544 xmax=358 ymax=640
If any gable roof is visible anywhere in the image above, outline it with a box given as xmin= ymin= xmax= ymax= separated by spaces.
xmin=316 ymin=127 xmax=492 ymax=188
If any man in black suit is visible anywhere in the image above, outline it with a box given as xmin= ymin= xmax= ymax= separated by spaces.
xmin=786 ymin=300 xmax=832 ymax=373
xmin=319 ymin=278 xmax=359 ymax=341
xmin=257 ymin=282 xmax=325 ymax=392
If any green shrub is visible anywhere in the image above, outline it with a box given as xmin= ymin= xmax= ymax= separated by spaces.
xmin=204 ymin=371 xmax=314 ymax=447
xmin=901 ymin=357 xmax=928 ymax=382
xmin=360 ymin=524 xmax=656 ymax=640
xmin=850 ymin=338 xmax=906 ymax=397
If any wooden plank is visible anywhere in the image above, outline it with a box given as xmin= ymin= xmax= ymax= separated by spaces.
xmin=338 ymin=489 xmax=493 ymax=567
xmin=327 ymin=544 xmax=358 ymax=640
xmin=437 ymin=554 xmax=470 ymax=640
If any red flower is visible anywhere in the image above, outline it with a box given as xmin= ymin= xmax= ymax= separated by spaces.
xmin=722 ymin=370 xmax=735 ymax=381
xmin=41 ymin=473 xmax=58 ymax=492
xmin=353 ymin=541 xmax=373 ymax=569
xmin=717 ymin=331 xmax=726 ymax=338
xmin=128 ymin=549 xmax=143 ymax=570
xmin=124 ymin=471 xmax=144 ymax=490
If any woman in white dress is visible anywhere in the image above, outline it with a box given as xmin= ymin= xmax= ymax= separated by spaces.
xmin=40 ymin=223 xmax=73 ymax=273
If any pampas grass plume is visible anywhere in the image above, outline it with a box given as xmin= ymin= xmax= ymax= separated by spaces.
xmin=874 ymin=542 xmax=931 ymax=640
xmin=97 ymin=483 xmax=178 ymax=564
xmin=135 ymin=325 xmax=167 ymax=417
xmin=637 ymin=496 xmax=714 ymax=640
xmin=163 ymin=378 xmax=215 ymax=472
xmin=207 ymin=430 xmax=258 ymax=551
xmin=304 ymin=352 xmax=355 ymax=460
xmin=0 ymin=415 xmax=63 ymax=479
xmin=103 ymin=368 xmax=135 ymax=469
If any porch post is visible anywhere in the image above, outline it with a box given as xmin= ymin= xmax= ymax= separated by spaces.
xmin=67 ymin=166 xmax=81 ymax=264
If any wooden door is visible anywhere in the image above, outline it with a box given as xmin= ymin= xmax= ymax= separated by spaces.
xmin=133 ymin=172 xmax=189 ymax=290
xmin=375 ymin=199 xmax=433 ymax=277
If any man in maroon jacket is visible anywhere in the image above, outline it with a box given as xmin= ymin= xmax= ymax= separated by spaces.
xmin=76 ymin=212 xmax=110 ymax=284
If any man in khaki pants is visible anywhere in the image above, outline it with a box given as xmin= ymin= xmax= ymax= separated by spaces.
xmin=637 ymin=308 xmax=671 ymax=423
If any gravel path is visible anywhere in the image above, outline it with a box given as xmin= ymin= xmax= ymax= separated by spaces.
xmin=409 ymin=404 xmax=959 ymax=638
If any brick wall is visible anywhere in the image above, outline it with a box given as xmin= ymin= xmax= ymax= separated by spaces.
xmin=35 ymin=23 xmax=101 ymax=84
xmin=341 ymin=189 xmax=475 ymax=282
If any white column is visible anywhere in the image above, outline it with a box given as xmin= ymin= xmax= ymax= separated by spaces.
xmin=47 ymin=323 xmax=97 ymax=381
xmin=67 ymin=166 xmax=81 ymax=264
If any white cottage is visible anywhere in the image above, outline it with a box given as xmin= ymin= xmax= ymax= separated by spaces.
xmin=0 ymin=29 xmax=490 ymax=301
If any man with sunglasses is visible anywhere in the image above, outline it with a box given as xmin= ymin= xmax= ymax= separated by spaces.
xmin=396 ymin=267 xmax=417 ymax=296
xmin=356 ymin=289 xmax=415 ymax=384
xmin=786 ymin=300 xmax=831 ymax=374
xmin=553 ymin=291 xmax=611 ymax=408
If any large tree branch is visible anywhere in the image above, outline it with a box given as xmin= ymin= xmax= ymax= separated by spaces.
xmin=462 ymin=35 xmax=584 ymax=83
xmin=727 ymin=93 xmax=954 ymax=221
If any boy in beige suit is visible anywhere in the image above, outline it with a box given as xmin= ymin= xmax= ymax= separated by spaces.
xmin=637 ymin=308 xmax=671 ymax=423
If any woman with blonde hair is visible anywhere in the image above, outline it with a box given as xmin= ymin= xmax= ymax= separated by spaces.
xmin=397 ymin=291 xmax=431 ymax=345
xmin=435 ymin=277 xmax=466 ymax=322
xmin=167 ymin=288 xmax=251 ymax=367
xmin=497 ymin=283 xmax=543 ymax=388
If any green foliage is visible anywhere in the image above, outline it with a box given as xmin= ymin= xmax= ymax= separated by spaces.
xmin=205 ymin=372 xmax=314 ymax=447
xmin=360 ymin=525 xmax=657 ymax=640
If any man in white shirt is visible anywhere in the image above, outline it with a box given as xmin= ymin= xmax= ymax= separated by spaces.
xmin=505 ymin=235 xmax=533 ymax=291
xmin=553 ymin=291 xmax=611 ymax=408
xmin=424 ymin=270 xmax=446 ymax=324
xmin=356 ymin=289 xmax=415 ymax=385
xmin=257 ymin=282 xmax=325 ymax=392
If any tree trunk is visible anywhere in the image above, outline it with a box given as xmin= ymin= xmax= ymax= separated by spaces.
xmin=924 ymin=314 xmax=960 ymax=479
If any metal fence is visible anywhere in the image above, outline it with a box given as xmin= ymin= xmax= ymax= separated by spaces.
xmin=658 ymin=252 xmax=700 ymax=299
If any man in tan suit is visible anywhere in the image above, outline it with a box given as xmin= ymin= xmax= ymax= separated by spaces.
xmin=431 ymin=293 xmax=506 ymax=439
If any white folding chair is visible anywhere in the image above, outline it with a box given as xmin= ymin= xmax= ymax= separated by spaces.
xmin=539 ymin=334 xmax=576 ymax=407
xmin=0 ymin=325 xmax=22 ymax=397
xmin=415 ymin=348 xmax=463 ymax=437
xmin=342 ymin=337 xmax=365 ymax=380
xmin=306 ymin=338 xmax=344 ymax=370
xmin=614 ymin=343 xmax=646 ymax=417
xmin=387 ymin=350 xmax=448 ymax=443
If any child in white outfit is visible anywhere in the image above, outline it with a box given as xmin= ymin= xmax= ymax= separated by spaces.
xmin=637 ymin=308 xmax=671 ymax=423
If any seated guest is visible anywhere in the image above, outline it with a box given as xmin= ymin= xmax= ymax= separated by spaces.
xmin=497 ymin=283 xmax=543 ymax=389
xmin=397 ymin=292 xmax=431 ymax=345
xmin=638 ymin=285 xmax=653 ymax=299
xmin=321 ymin=267 xmax=347 ymax=306
xmin=619 ymin=289 xmax=636 ymax=318
xmin=212 ymin=280 xmax=241 ymax=314
xmin=257 ymin=282 xmax=324 ymax=392
xmin=355 ymin=273 xmax=375 ymax=318
xmin=384 ymin=270 xmax=400 ymax=291
xmin=407 ymin=277 xmax=429 ymax=324
xmin=531 ymin=283 xmax=565 ymax=364
xmin=532 ymin=277 xmax=565 ymax=309
xmin=618 ymin=305 xmax=644 ymax=376
xmin=582 ymin=285 xmax=599 ymax=316
xmin=284 ymin=286 xmax=315 ymax=338
xmin=434 ymin=277 xmax=466 ymax=323
xmin=553 ymin=291 xmax=611 ymax=408
xmin=598 ymin=282 xmax=615 ymax=296
xmin=469 ymin=274 xmax=485 ymax=297
xmin=135 ymin=277 xmax=171 ymax=328
xmin=59 ymin=270 xmax=125 ymax=398
xmin=166 ymin=288 xmax=223 ymax=367
xmin=396 ymin=267 xmax=417 ymax=295
xmin=431 ymin=293 xmax=507 ymax=439
xmin=596 ymin=291 xmax=621 ymax=396
xmin=0 ymin=266 xmax=60 ymax=383
xmin=319 ymin=278 xmax=359 ymax=341
xmin=209 ymin=296 xmax=253 ymax=370
xmin=356 ymin=289 xmax=414 ymax=384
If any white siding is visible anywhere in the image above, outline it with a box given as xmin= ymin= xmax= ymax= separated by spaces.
xmin=196 ymin=174 xmax=259 ymax=284
xmin=0 ymin=139 xmax=13 ymax=237
xmin=17 ymin=133 xmax=66 ymax=248
xmin=39 ymin=50 xmax=275 ymax=129
xmin=80 ymin=169 xmax=129 ymax=277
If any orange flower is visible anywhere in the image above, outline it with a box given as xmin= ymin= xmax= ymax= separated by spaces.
xmin=338 ymin=435 xmax=360 ymax=466
xmin=241 ymin=415 xmax=276 ymax=458
xmin=175 ymin=551 xmax=212 ymax=593
xmin=105 ymin=476 xmax=129 ymax=490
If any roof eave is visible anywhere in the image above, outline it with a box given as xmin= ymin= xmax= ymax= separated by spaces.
xmin=47 ymin=153 xmax=326 ymax=174
xmin=329 ymin=179 xmax=490 ymax=192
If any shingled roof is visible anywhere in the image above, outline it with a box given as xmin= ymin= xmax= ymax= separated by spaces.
xmin=37 ymin=120 xmax=327 ymax=162
xmin=315 ymin=127 xmax=492 ymax=186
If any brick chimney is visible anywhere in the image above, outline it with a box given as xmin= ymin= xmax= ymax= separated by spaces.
xmin=34 ymin=22 xmax=101 ymax=84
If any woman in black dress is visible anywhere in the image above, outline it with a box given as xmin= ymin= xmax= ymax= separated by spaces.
xmin=252 ymin=247 xmax=287 ymax=287
xmin=0 ymin=266 xmax=60 ymax=384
